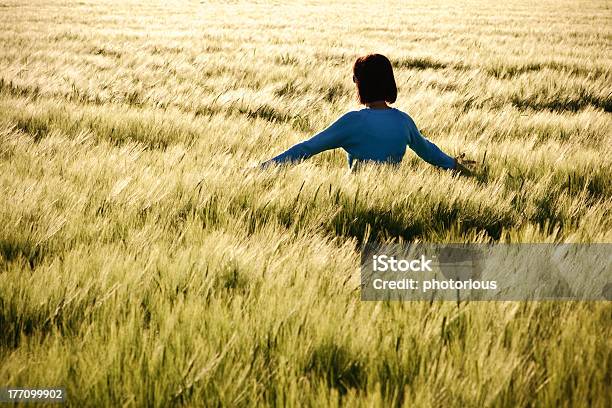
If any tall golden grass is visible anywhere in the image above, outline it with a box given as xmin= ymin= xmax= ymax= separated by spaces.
xmin=1 ymin=0 xmax=610 ymax=406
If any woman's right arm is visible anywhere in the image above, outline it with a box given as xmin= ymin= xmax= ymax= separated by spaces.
xmin=262 ymin=111 xmax=360 ymax=166
xmin=405 ymin=118 xmax=456 ymax=170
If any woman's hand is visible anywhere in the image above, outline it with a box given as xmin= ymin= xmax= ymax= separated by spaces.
xmin=453 ymin=153 xmax=477 ymax=176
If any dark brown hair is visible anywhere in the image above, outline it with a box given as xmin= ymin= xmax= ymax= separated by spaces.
xmin=352 ymin=54 xmax=397 ymax=104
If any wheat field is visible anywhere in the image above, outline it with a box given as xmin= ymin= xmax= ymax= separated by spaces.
xmin=1 ymin=0 xmax=611 ymax=406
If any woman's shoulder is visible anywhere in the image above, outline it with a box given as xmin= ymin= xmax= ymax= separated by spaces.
xmin=342 ymin=109 xmax=364 ymax=118
xmin=323 ymin=110 xmax=365 ymax=132
xmin=335 ymin=109 xmax=365 ymax=124
xmin=390 ymin=107 xmax=411 ymax=119
xmin=391 ymin=108 xmax=417 ymax=126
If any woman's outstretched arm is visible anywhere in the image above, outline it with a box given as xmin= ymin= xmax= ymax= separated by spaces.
xmin=406 ymin=119 xmax=456 ymax=170
xmin=262 ymin=111 xmax=361 ymax=166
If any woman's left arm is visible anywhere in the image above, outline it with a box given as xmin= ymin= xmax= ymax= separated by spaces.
xmin=262 ymin=111 xmax=360 ymax=166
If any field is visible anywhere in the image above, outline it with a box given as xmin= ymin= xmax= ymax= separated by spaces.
xmin=1 ymin=0 xmax=611 ymax=406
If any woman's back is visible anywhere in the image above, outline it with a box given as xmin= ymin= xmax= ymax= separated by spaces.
xmin=342 ymin=108 xmax=410 ymax=168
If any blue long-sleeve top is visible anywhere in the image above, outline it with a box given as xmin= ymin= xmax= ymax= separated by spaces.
xmin=262 ymin=108 xmax=456 ymax=170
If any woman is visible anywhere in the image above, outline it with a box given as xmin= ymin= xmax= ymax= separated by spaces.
xmin=262 ymin=54 xmax=474 ymax=173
